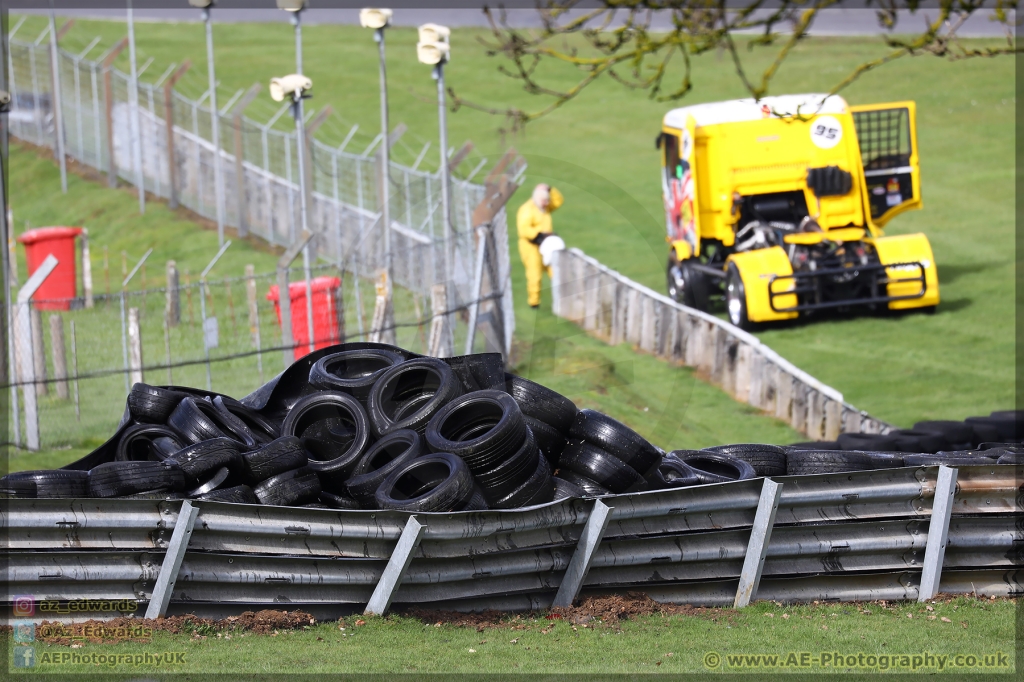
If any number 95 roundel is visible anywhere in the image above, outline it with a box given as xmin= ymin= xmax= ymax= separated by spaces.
xmin=809 ymin=115 xmax=843 ymax=149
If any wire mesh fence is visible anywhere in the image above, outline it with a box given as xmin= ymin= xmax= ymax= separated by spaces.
xmin=3 ymin=254 xmax=508 ymax=451
xmin=6 ymin=33 xmax=518 ymax=360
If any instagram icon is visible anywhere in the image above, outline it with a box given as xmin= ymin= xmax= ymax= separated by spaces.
xmin=13 ymin=595 xmax=35 ymax=617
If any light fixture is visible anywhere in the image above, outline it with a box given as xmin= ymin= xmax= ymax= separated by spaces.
xmin=269 ymin=74 xmax=313 ymax=102
xmin=276 ymin=0 xmax=305 ymax=12
xmin=417 ymin=23 xmax=451 ymax=65
xmin=418 ymin=23 xmax=450 ymax=43
xmin=360 ymin=8 xmax=392 ymax=29
xmin=187 ymin=0 xmax=213 ymax=7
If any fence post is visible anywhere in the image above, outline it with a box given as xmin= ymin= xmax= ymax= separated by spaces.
xmin=165 ymin=260 xmax=179 ymax=326
xmin=16 ymin=254 xmax=59 ymax=451
xmin=734 ymin=478 xmax=783 ymax=608
xmin=369 ymin=270 xmax=395 ymax=345
xmin=918 ymin=465 xmax=958 ymax=602
xmin=244 ymin=264 xmax=258 ymax=344
xmin=30 ymin=307 xmax=47 ymax=397
xmin=427 ymin=283 xmax=451 ymax=358
xmin=70 ymin=320 xmax=80 ymax=420
xmin=128 ymin=306 xmax=143 ymax=387
xmin=80 ymin=228 xmax=93 ymax=308
xmin=552 ymin=499 xmax=612 ymax=608
xmin=277 ymin=231 xmax=313 ymax=369
xmin=163 ymin=61 xmax=192 ymax=209
xmin=102 ymin=38 xmax=128 ymax=187
xmin=49 ymin=314 xmax=68 ymax=400
xmin=230 ymin=83 xmax=262 ymax=238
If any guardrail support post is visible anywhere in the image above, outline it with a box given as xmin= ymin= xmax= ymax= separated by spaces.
xmin=918 ymin=465 xmax=958 ymax=602
xmin=365 ymin=515 xmax=425 ymax=616
xmin=145 ymin=500 xmax=200 ymax=619
xmin=734 ymin=478 xmax=783 ymax=608
xmin=553 ymin=499 xmax=612 ymax=608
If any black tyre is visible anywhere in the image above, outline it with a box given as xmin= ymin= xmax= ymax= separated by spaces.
xmin=680 ymin=260 xmax=710 ymax=311
xmin=309 ymin=349 xmax=405 ymax=400
xmin=89 ymin=460 xmax=187 ymax=498
xmin=253 ymin=466 xmax=323 ymax=506
xmin=555 ymin=470 xmax=611 ymax=497
xmin=126 ymin=383 xmax=187 ymax=424
xmin=913 ymin=420 xmax=976 ymax=447
xmin=282 ymin=392 xmax=371 ymax=484
xmin=978 ymin=442 xmax=1021 ymax=451
xmin=725 ymin=262 xmax=751 ymax=330
xmin=493 ymin=455 xmax=554 ymax=509
xmin=242 ymin=436 xmax=309 ymax=484
xmin=996 ymin=452 xmax=1023 ymax=465
xmin=703 ymin=443 xmax=786 ymax=477
xmin=787 ymin=441 xmax=841 ymax=451
xmin=568 ymin=409 xmax=661 ymax=477
xmin=115 ymin=424 xmax=185 ymax=462
xmin=185 ymin=466 xmax=231 ymax=497
xmin=367 ymin=358 xmax=463 ymax=437
xmin=785 ymin=449 xmax=875 ymax=475
xmin=167 ymin=396 xmax=232 ymax=445
xmin=455 ymin=486 xmax=490 ymax=511
xmin=474 ymin=428 xmax=540 ymax=503
xmin=862 ymin=451 xmax=905 ymax=469
xmin=967 ymin=422 xmax=1002 ymax=446
xmin=425 ymin=390 xmax=527 ymax=473
xmin=837 ymin=432 xmax=899 ymax=452
xmin=674 ymin=451 xmax=756 ymax=483
xmin=345 ymin=430 xmax=423 ymax=507
xmin=504 ymin=373 xmax=578 ymax=433
xmin=552 ymin=476 xmax=587 ymax=500
xmin=150 ymin=436 xmax=182 ymax=461
xmin=319 ymin=490 xmax=362 ymax=510
xmin=169 ymin=438 xmax=242 ymax=483
xmin=525 ymin=415 xmax=567 ymax=466
xmin=198 ymin=484 xmax=258 ymax=504
xmin=658 ymin=454 xmax=702 ymax=487
xmin=966 ymin=416 xmax=1023 ymax=442
xmin=212 ymin=396 xmax=279 ymax=449
xmin=375 ymin=453 xmax=476 ymax=513
xmin=888 ymin=429 xmax=950 ymax=454
xmin=559 ymin=440 xmax=645 ymax=494
xmin=1 ymin=470 xmax=89 ymax=498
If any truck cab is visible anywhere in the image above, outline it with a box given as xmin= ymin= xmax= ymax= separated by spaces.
xmin=658 ymin=94 xmax=939 ymax=328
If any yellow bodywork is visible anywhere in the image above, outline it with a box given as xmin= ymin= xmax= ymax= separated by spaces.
xmin=871 ymin=233 xmax=940 ymax=309
xmin=726 ymin=247 xmax=798 ymax=323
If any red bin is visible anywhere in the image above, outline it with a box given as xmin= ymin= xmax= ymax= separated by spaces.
xmin=17 ymin=226 xmax=83 ymax=310
xmin=267 ymin=276 xmax=342 ymax=360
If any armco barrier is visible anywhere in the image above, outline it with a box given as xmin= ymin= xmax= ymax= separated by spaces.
xmin=3 ymin=464 xmax=1020 ymax=620
xmin=551 ymin=248 xmax=894 ymax=439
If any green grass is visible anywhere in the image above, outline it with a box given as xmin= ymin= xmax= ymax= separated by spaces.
xmin=13 ymin=14 xmax=1011 ymax=428
xmin=5 ymin=597 xmax=1015 ymax=675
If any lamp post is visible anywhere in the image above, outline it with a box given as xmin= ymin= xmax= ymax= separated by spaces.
xmin=189 ymin=0 xmax=226 ymax=247
xmin=270 ymin=73 xmax=316 ymax=353
xmin=418 ymin=23 xmax=453 ymax=353
xmin=126 ymin=0 xmax=145 ymax=214
xmin=361 ymin=8 xmax=393 ymax=279
xmin=277 ymin=0 xmax=315 ymax=354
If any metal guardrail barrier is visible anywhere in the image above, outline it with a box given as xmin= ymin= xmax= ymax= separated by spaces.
xmin=3 ymin=464 xmax=1020 ymax=620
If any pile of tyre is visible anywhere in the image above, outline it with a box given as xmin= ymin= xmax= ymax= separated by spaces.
xmin=2 ymin=342 xmax=1018 ymax=510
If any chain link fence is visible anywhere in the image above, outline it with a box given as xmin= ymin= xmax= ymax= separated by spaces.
xmin=6 ymin=32 xmax=520 ymax=450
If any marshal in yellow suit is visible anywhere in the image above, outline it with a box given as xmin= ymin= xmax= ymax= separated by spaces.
xmin=516 ymin=184 xmax=563 ymax=307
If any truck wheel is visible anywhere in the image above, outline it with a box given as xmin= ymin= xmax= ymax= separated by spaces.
xmin=667 ymin=259 xmax=709 ymax=311
xmin=666 ymin=259 xmax=685 ymax=303
xmin=725 ymin=263 xmax=751 ymax=329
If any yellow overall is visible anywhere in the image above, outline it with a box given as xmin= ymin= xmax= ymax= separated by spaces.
xmin=516 ymin=189 xmax=563 ymax=307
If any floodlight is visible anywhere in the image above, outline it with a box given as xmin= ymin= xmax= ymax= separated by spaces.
xmin=188 ymin=0 xmax=213 ymax=7
xmin=276 ymin=0 xmax=305 ymax=12
xmin=417 ymin=40 xmax=449 ymax=65
xmin=270 ymin=74 xmax=313 ymax=102
xmin=360 ymin=8 xmax=392 ymax=29
xmin=418 ymin=23 xmax=450 ymax=44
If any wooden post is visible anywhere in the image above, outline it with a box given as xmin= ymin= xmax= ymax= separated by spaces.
xmin=49 ymin=314 xmax=68 ymax=400
xmin=162 ymin=60 xmax=192 ymax=209
xmin=230 ymin=84 xmax=262 ymax=237
xmin=80 ymin=229 xmax=93 ymax=308
xmin=70 ymin=320 xmax=80 ymax=420
xmin=102 ymin=38 xmax=129 ymax=187
xmin=334 ymin=280 xmax=346 ymax=345
xmin=427 ymin=283 xmax=450 ymax=358
xmin=128 ymin=306 xmax=143 ymax=387
xmin=103 ymin=245 xmax=110 ymax=294
xmin=30 ymin=307 xmax=47 ymax=397
xmin=369 ymin=270 xmax=396 ymax=345
xmin=244 ymin=264 xmax=259 ymax=346
xmin=163 ymin=318 xmax=172 ymax=385
xmin=165 ymin=260 xmax=180 ymax=326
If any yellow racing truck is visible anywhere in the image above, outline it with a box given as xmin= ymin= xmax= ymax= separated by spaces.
xmin=658 ymin=94 xmax=939 ymax=329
